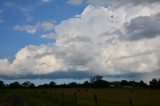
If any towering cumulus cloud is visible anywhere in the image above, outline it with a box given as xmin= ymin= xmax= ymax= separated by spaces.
xmin=1 ymin=2 xmax=160 ymax=79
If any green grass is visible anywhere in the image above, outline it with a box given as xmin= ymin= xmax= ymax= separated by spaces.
xmin=0 ymin=89 xmax=13 ymax=105
xmin=1 ymin=88 xmax=160 ymax=106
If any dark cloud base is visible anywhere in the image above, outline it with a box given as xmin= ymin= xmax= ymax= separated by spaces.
xmin=0 ymin=71 xmax=94 ymax=80
xmin=125 ymin=14 xmax=160 ymax=41
xmin=0 ymin=71 xmax=151 ymax=80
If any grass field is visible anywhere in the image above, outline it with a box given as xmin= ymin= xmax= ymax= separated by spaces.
xmin=0 ymin=88 xmax=160 ymax=106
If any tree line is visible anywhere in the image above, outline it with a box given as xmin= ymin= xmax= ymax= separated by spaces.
xmin=0 ymin=75 xmax=160 ymax=89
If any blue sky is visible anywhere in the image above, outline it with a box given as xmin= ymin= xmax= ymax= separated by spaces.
xmin=0 ymin=0 xmax=160 ymax=84
xmin=0 ymin=0 xmax=86 ymax=60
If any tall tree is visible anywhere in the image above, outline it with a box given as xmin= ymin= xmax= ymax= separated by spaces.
xmin=149 ymin=78 xmax=158 ymax=88
xmin=0 ymin=80 xmax=5 ymax=88
xmin=49 ymin=81 xmax=56 ymax=87
xmin=89 ymin=75 xmax=103 ymax=84
xmin=9 ymin=82 xmax=21 ymax=88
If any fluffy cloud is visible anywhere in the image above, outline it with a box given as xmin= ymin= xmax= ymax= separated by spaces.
xmin=0 ymin=59 xmax=15 ymax=76
xmin=13 ymin=21 xmax=55 ymax=34
xmin=67 ymin=0 xmax=160 ymax=7
xmin=67 ymin=0 xmax=84 ymax=5
xmin=14 ymin=25 xmax=37 ymax=34
xmin=1 ymin=2 xmax=160 ymax=79
xmin=87 ymin=0 xmax=160 ymax=7
xmin=1 ymin=45 xmax=65 ymax=77
xmin=42 ymin=0 xmax=52 ymax=2
xmin=125 ymin=14 xmax=160 ymax=40
xmin=41 ymin=32 xmax=56 ymax=39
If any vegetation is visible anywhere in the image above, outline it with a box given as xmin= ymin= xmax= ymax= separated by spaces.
xmin=0 ymin=88 xmax=160 ymax=106
xmin=1 ymin=75 xmax=160 ymax=89
xmin=0 ymin=76 xmax=160 ymax=106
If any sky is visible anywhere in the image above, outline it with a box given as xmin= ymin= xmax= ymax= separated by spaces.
xmin=0 ymin=0 xmax=160 ymax=83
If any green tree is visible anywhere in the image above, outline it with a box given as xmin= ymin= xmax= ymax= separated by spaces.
xmin=0 ymin=80 xmax=5 ymax=88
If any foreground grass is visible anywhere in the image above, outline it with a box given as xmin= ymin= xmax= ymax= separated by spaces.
xmin=0 ymin=89 xmax=13 ymax=105
xmin=19 ymin=88 xmax=160 ymax=106
xmin=1 ymin=88 xmax=160 ymax=106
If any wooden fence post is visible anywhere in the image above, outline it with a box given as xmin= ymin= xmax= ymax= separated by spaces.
xmin=61 ymin=92 xmax=64 ymax=99
xmin=129 ymin=88 xmax=133 ymax=106
xmin=74 ymin=92 xmax=77 ymax=105
xmin=129 ymin=97 xmax=133 ymax=106
xmin=94 ymin=94 xmax=98 ymax=106
xmin=54 ymin=92 xmax=57 ymax=97
xmin=61 ymin=92 xmax=64 ymax=106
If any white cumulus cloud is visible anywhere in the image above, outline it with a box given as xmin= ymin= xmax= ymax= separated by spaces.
xmin=1 ymin=3 xmax=160 ymax=79
xmin=13 ymin=21 xmax=55 ymax=34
